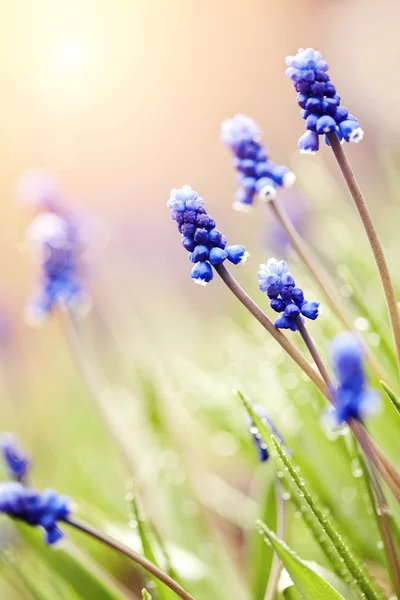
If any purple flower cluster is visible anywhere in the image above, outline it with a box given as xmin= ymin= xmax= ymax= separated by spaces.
xmin=0 ymin=482 xmax=72 ymax=545
xmin=221 ymin=114 xmax=296 ymax=211
xmin=258 ymin=258 xmax=319 ymax=331
xmin=25 ymin=212 xmax=90 ymax=326
xmin=0 ymin=433 xmax=31 ymax=482
xmin=330 ymin=333 xmax=380 ymax=423
xmin=285 ymin=49 xmax=363 ymax=154
xmin=168 ymin=186 xmax=248 ymax=285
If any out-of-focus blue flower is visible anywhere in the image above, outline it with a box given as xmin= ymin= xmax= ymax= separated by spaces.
xmin=330 ymin=332 xmax=380 ymax=423
xmin=258 ymin=258 xmax=319 ymax=331
xmin=247 ymin=405 xmax=285 ymax=463
xmin=285 ymin=48 xmax=364 ymax=152
xmin=0 ymin=433 xmax=31 ymax=481
xmin=25 ymin=212 xmax=91 ymax=326
xmin=221 ymin=114 xmax=296 ymax=211
xmin=168 ymin=186 xmax=249 ymax=285
xmin=0 ymin=481 xmax=72 ymax=545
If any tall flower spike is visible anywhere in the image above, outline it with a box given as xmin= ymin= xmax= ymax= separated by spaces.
xmin=330 ymin=332 xmax=380 ymax=423
xmin=221 ymin=114 xmax=296 ymax=211
xmin=25 ymin=211 xmax=91 ymax=326
xmin=258 ymin=258 xmax=319 ymax=331
xmin=0 ymin=433 xmax=31 ymax=481
xmin=0 ymin=481 xmax=72 ymax=545
xmin=285 ymin=48 xmax=364 ymax=152
xmin=168 ymin=185 xmax=249 ymax=285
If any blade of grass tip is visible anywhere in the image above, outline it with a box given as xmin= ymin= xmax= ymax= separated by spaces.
xmin=65 ymin=517 xmax=196 ymax=600
xmin=256 ymin=521 xmax=346 ymax=600
xmin=128 ymin=489 xmax=177 ymax=600
xmin=237 ymin=390 xmax=356 ymax=588
xmin=142 ymin=590 xmax=152 ymax=600
xmin=237 ymin=390 xmax=386 ymax=600
xmin=380 ymin=380 xmax=400 ymax=417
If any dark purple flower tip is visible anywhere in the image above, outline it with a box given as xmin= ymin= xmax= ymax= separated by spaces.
xmin=0 ymin=434 xmax=31 ymax=481
xmin=305 ymin=97 xmax=322 ymax=115
xmin=193 ymin=228 xmax=209 ymax=245
xmin=190 ymin=261 xmax=213 ymax=286
xmin=301 ymin=301 xmax=320 ymax=320
xmin=182 ymin=236 xmax=195 ymax=252
xmin=298 ymin=130 xmax=319 ymax=154
xmin=316 ymin=115 xmax=337 ymax=134
xmin=275 ymin=315 xmax=297 ymax=331
xmin=339 ymin=119 xmax=364 ymax=143
xmin=270 ymin=298 xmax=286 ymax=313
xmin=190 ymin=245 xmax=209 ymax=263
xmin=226 ymin=245 xmax=249 ymax=265
xmin=209 ymin=247 xmax=228 ymax=265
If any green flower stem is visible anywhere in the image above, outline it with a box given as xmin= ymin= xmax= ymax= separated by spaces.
xmin=327 ymin=131 xmax=400 ymax=375
xmin=65 ymin=517 xmax=196 ymax=600
xmin=268 ymin=196 xmax=384 ymax=381
xmin=214 ymin=263 xmax=328 ymax=395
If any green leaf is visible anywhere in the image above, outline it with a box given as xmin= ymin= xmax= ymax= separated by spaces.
xmin=257 ymin=521 xmax=346 ymax=600
xmin=249 ymin=471 xmax=278 ymax=600
xmin=129 ymin=490 xmax=177 ymax=600
xmin=238 ymin=389 xmax=386 ymax=600
xmin=16 ymin=523 xmax=129 ymax=600
xmin=142 ymin=590 xmax=152 ymax=599
xmin=381 ymin=380 xmax=400 ymax=416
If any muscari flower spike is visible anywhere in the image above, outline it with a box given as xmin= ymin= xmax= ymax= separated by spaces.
xmin=330 ymin=332 xmax=380 ymax=424
xmin=0 ymin=433 xmax=31 ymax=481
xmin=247 ymin=405 xmax=285 ymax=463
xmin=258 ymin=258 xmax=319 ymax=331
xmin=0 ymin=481 xmax=72 ymax=545
xmin=285 ymin=48 xmax=364 ymax=153
xmin=221 ymin=114 xmax=296 ymax=211
xmin=168 ymin=185 xmax=249 ymax=285
xmin=25 ymin=211 xmax=90 ymax=326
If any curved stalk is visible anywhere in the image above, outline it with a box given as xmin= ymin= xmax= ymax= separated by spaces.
xmin=269 ymin=196 xmax=384 ymax=381
xmin=327 ymin=132 xmax=400 ymax=375
xmin=65 ymin=517 xmax=196 ymax=600
xmin=213 ymin=263 xmax=328 ymax=396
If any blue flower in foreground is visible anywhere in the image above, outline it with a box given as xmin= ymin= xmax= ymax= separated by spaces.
xmin=330 ymin=332 xmax=380 ymax=423
xmin=168 ymin=186 xmax=249 ymax=285
xmin=285 ymin=48 xmax=364 ymax=152
xmin=0 ymin=434 xmax=31 ymax=481
xmin=0 ymin=481 xmax=72 ymax=545
xmin=221 ymin=114 xmax=296 ymax=211
xmin=247 ymin=405 xmax=285 ymax=463
xmin=258 ymin=258 xmax=319 ymax=331
xmin=25 ymin=212 xmax=91 ymax=326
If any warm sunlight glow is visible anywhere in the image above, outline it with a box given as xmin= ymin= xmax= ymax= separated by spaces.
xmin=56 ymin=41 xmax=86 ymax=70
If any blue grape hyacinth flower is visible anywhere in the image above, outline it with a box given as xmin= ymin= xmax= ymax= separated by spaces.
xmin=330 ymin=332 xmax=380 ymax=423
xmin=0 ymin=481 xmax=72 ymax=545
xmin=168 ymin=186 xmax=249 ymax=285
xmin=285 ymin=48 xmax=364 ymax=152
xmin=0 ymin=433 xmax=31 ymax=482
xmin=221 ymin=114 xmax=296 ymax=211
xmin=258 ymin=258 xmax=319 ymax=331
xmin=24 ymin=211 xmax=91 ymax=326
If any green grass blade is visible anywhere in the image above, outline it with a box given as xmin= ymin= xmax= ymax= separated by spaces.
xmin=381 ymin=380 xmax=400 ymax=416
xmin=16 ymin=524 xmax=128 ymax=600
xmin=129 ymin=490 xmax=177 ymax=600
xmin=238 ymin=390 xmax=386 ymax=600
xmin=257 ymin=521 xmax=346 ymax=600
xmin=249 ymin=471 xmax=278 ymax=600
xmin=142 ymin=590 xmax=152 ymax=599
